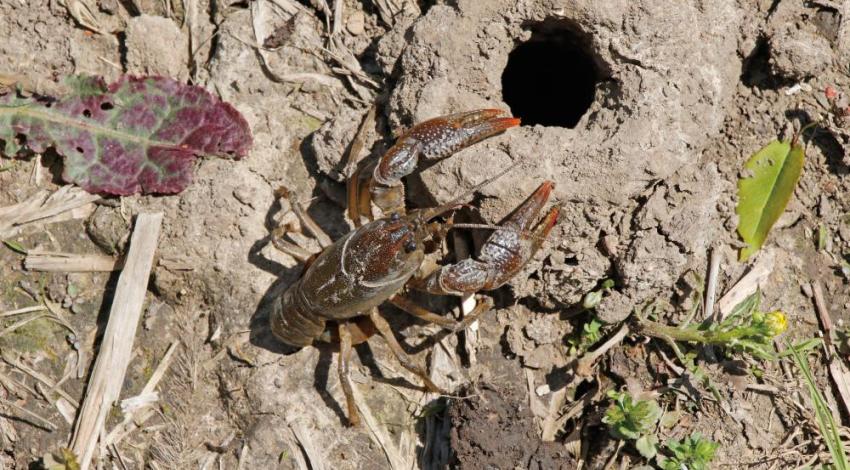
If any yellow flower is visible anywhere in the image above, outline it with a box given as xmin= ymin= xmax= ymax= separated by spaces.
xmin=764 ymin=311 xmax=787 ymax=337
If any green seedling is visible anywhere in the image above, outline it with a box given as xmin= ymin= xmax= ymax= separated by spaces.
xmin=569 ymin=279 xmax=615 ymax=355
xmin=582 ymin=278 xmax=615 ymax=310
xmin=602 ymin=390 xmax=662 ymax=459
xmin=658 ymin=433 xmax=719 ymax=470
xmin=567 ymin=316 xmax=603 ymax=355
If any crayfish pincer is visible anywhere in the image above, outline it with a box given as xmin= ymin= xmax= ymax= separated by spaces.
xmin=269 ymin=109 xmax=560 ymax=426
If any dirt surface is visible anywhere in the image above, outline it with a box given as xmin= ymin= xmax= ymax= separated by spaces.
xmin=2 ymin=0 xmax=850 ymax=468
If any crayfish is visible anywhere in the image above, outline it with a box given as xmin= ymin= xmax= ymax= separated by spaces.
xmin=269 ymin=109 xmax=560 ymax=425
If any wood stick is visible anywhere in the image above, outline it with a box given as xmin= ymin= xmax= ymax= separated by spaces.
xmin=69 ymin=213 xmax=163 ymax=470
xmin=452 ymin=231 xmax=478 ymax=365
xmin=25 ymin=252 xmax=123 ymax=272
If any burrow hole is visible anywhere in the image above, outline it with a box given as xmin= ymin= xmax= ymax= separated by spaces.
xmin=502 ymin=20 xmax=602 ymax=128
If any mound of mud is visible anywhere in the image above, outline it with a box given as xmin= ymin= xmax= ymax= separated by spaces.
xmin=449 ymin=382 xmax=573 ymax=469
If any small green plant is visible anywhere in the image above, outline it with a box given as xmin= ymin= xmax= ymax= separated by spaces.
xmin=636 ymin=291 xmax=788 ymax=360
xmin=569 ymin=279 xmax=615 ymax=355
xmin=658 ymin=433 xmax=719 ymax=470
xmin=42 ymin=448 xmax=81 ymax=470
xmin=602 ymin=390 xmax=661 ymax=459
xmin=567 ymin=316 xmax=603 ymax=355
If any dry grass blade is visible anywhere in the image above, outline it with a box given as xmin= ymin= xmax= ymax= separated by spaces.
xmin=1 ymin=355 xmax=79 ymax=407
xmin=812 ymin=281 xmax=850 ymax=418
xmin=541 ymin=387 xmax=567 ymax=442
xmin=24 ymin=252 xmax=123 ymax=272
xmin=57 ymin=0 xmax=107 ymax=34
xmin=351 ymin=383 xmax=409 ymax=469
xmin=0 ymin=313 xmax=48 ymax=338
xmin=0 ymin=305 xmax=47 ymax=318
xmin=0 ymin=186 xmax=100 ymax=238
xmin=0 ymin=415 xmax=18 ymax=444
xmin=704 ymin=246 xmax=721 ymax=320
xmin=289 ymin=422 xmax=327 ymax=470
xmin=717 ymin=250 xmax=775 ymax=319
xmin=70 ymin=213 xmax=163 ymax=470
xmin=342 ymin=105 xmax=376 ymax=176
xmin=268 ymin=0 xmax=307 ymax=15
xmin=249 ymin=0 xmax=341 ymax=89
xmin=332 ymin=0 xmax=343 ymax=35
xmin=788 ymin=344 xmax=850 ymax=470
xmin=575 ymin=324 xmax=629 ymax=377
xmin=0 ymin=397 xmax=57 ymax=432
xmin=281 ymin=428 xmax=310 ymax=470
xmin=321 ymin=44 xmax=380 ymax=89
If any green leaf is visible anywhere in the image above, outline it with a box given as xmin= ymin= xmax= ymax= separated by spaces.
xmin=3 ymin=239 xmax=28 ymax=254
xmin=602 ymin=391 xmax=661 ymax=441
xmin=635 ymin=434 xmax=658 ymax=459
xmin=0 ymin=75 xmax=252 ymax=195
xmin=660 ymin=433 xmax=719 ymax=470
xmin=726 ymin=290 xmax=760 ymax=321
xmin=736 ymin=139 xmax=805 ymax=261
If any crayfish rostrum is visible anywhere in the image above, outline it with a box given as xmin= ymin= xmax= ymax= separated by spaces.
xmin=269 ymin=109 xmax=559 ymax=425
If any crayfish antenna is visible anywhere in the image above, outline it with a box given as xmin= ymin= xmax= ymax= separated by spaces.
xmin=422 ymin=160 xmax=522 ymax=221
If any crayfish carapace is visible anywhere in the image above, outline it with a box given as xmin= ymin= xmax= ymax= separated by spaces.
xmin=269 ymin=109 xmax=560 ymax=425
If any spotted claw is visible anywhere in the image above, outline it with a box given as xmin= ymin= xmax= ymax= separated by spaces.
xmin=348 ymin=109 xmax=521 ymax=224
xmin=412 ymin=180 xmax=560 ymax=296
xmin=374 ymin=109 xmax=521 ymax=188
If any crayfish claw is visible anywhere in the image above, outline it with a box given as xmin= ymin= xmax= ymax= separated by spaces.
xmin=352 ymin=109 xmax=520 ymax=218
xmin=412 ymin=181 xmax=559 ymax=296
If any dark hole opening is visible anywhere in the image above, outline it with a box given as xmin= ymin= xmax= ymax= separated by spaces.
xmin=100 ymin=102 xmax=114 ymax=110
xmin=82 ymin=109 xmax=91 ymax=118
xmin=502 ymin=23 xmax=599 ymax=128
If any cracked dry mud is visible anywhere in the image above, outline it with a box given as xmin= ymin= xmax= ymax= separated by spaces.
xmin=1 ymin=0 xmax=850 ymax=468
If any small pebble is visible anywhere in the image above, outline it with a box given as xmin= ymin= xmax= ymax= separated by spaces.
xmin=535 ymin=384 xmax=550 ymax=396
xmin=347 ymin=11 xmax=365 ymax=35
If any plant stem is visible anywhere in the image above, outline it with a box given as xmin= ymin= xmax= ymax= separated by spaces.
xmin=636 ymin=319 xmax=757 ymax=346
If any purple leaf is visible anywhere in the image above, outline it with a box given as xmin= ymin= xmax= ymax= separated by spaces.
xmin=0 ymin=76 xmax=252 ymax=195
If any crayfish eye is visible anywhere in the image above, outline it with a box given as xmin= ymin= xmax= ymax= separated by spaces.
xmin=390 ymin=212 xmax=401 ymax=222
xmin=404 ymin=240 xmax=417 ymax=253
